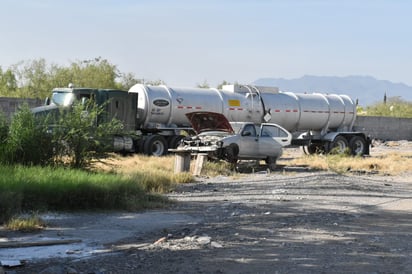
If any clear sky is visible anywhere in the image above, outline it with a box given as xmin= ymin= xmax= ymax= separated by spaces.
xmin=1 ymin=0 xmax=411 ymax=87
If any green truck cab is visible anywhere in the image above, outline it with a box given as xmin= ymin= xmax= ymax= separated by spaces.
xmin=32 ymin=86 xmax=138 ymax=153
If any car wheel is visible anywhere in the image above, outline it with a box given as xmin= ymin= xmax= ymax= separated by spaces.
xmin=265 ymin=157 xmax=277 ymax=171
xmin=224 ymin=144 xmax=239 ymax=164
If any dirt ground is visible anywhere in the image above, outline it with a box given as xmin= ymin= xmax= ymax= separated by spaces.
xmin=1 ymin=141 xmax=412 ymax=274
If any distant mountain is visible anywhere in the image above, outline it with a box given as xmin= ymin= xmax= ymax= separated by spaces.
xmin=253 ymin=75 xmax=412 ymax=106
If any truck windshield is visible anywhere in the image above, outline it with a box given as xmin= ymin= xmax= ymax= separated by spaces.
xmin=52 ymin=92 xmax=75 ymax=106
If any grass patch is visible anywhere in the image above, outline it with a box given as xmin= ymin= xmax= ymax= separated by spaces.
xmin=285 ymin=152 xmax=412 ymax=175
xmin=92 ymin=154 xmax=193 ymax=186
xmin=200 ymin=160 xmax=236 ymax=177
xmin=0 ymin=164 xmax=172 ymax=224
xmin=5 ymin=214 xmax=46 ymax=232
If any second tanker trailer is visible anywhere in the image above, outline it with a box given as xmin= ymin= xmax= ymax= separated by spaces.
xmin=129 ymin=83 xmax=370 ymax=156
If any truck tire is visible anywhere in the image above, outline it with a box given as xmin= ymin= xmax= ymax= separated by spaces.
xmin=328 ymin=136 xmax=349 ymax=154
xmin=143 ymin=135 xmax=168 ymax=156
xmin=349 ymin=136 xmax=367 ymax=156
xmin=168 ymin=135 xmax=184 ymax=149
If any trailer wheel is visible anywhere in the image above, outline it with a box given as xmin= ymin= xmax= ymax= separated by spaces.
xmin=328 ymin=136 xmax=349 ymax=154
xmin=143 ymin=135 xmax=168 ymax=156
xmin=349 ymin=136 xmax=367 ymax=156
xmin=303 ymin=143 xmax=325 ymax=155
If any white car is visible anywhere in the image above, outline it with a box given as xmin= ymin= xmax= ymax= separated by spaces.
xmin=180 ymin=112 xmax=292 ymax=170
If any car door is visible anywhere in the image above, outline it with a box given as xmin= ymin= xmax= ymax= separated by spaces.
xmin=258 ymin=124 xmax=292 ymax=157
xmin=237 ymin=124 xmax=259 ymax=158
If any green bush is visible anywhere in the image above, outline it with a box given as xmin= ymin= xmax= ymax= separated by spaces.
xmin=0 ymin=191 xmax=23 ymax=224
xmin=0 ymin=101 xmax=123 ymax=168
xmin=364 ymin=98 xmax=412 ymax=118
xmin=0 ymin=104 xmax=53 ymax=165
xmin=49 ymin=101 xmax=123 ymax=168
xmin=0 ymin=111 xmax=8 ymax=142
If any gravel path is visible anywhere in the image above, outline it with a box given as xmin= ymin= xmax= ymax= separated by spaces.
xmin=9 ymin=170 xmax=412 ymax=274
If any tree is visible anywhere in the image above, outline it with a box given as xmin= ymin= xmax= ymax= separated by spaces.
xmin=67 ymin=57 xmax=119 ymax=88
xmin=0 ymin=67 xmax=18 ymax=96
xmin=118 ymin=72 xmax=143 ymax=90
xmin=144 ymin=79 xmax=166 ymax=86
xmin=197 ymin=80 xmax=210 ymax=88
xmin=217 ymin=80 xmax=231 ymax=89
xmin=3 ymin=57 xmax=153 ymax=98
xmin=11 ymin=59 xmax=53 ymax=98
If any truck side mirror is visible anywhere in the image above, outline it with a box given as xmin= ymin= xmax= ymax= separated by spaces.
xmin=44 ymin=97 xmax=50 ymax=106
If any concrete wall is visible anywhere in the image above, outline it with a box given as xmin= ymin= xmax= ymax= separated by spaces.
xmin=354 ymin=116 xmax=412 ymax=141
xmin=0 ymin=97 xmax=42 ymax=119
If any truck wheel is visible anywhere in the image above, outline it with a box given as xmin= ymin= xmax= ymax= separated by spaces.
xmin=349 ymin=136 xmax=367 ymax=156
xmin=328 ymin=136 xmax=349 ymax=154
xmin=168 ymin=135 xmax=184 ymax=149
xmin=143 ymin=135 xmax=168 ymax=156
xmin=135 ymin=138 xmax=145 ymax=153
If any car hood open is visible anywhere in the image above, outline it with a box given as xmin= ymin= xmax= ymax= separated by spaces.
xmin=185 ymin=112 xmax=234 ymax=134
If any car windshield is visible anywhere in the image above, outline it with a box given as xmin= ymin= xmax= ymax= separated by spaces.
xmin=51 ymin=92 xmax=75 ymax=106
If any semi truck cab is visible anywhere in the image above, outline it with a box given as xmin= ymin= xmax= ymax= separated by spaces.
xmin=32 ymin=86 xmax=138 ymax=153
xmin=38 ymin=87 xmax=138 ymax=132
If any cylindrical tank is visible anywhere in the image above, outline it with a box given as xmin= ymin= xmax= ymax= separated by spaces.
xmin=128 ymin=84 xmax=263 ymax=129
xmin=262 ymin=91 xmax=356 ymax=132
xmin=128 ymin=84 xmax=356 ymax=133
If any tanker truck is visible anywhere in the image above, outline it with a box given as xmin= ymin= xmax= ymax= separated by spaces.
xmin=33 ymin=83 xmax=370 ymax=156
xmin=129 ymin=83 xmax=370 ymax=156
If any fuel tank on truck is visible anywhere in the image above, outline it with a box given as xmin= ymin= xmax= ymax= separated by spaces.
xmin=128 ymin=84 xmax=265 ymax=129
xmin=260 ymin=91 xmax=357 ymax=132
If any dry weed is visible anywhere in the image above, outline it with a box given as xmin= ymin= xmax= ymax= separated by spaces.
xmin=284 ymin=152 xmax=412 ymax=175
xmin=6 ymin=214 xmax=46 ymax=232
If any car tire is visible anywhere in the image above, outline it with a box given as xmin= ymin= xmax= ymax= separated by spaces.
xmin=265 ymin=157 xmax=277 ymax=171
xmin=224 ymin=144 xmax=239 ymax=164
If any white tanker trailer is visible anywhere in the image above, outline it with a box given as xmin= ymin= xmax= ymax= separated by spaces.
xmin=129 ymin=84 xmax=370 ymax=156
